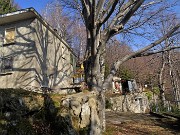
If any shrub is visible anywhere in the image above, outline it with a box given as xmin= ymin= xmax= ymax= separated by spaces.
xmin=105 ymin=98 xmax=112 ymax=109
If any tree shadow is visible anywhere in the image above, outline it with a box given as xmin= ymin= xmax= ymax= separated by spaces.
xmin=0 ymin=13 xmax=79 ymax=135
xmin=0 ymin=88 xmax=43 ymax=134
xmin=0 ymin=88 xmax=78 ymax=135
xmin=153 ymin=117 xmax=180 ymax=133
xmin=0 ymin=18 xmax=74 ymax=91
xmin=42 ymin=91 xmax=78 ymax=135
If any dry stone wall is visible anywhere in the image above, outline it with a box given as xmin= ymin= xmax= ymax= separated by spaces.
xmin=0 ymin=89 xmax=99 ymax=135
xmin=61 ymin=92 xmax=99 ymax=130
xmin=109 ymin=93 xmax=149 ymax=113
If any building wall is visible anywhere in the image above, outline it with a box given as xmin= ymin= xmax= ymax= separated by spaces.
xmin=0 ymin=17 xmax=75 ymax=90
xmin=31 ymin=18 xmax=75 ymax=89
xmin=0 ymin=19 xmax=36 ymax=89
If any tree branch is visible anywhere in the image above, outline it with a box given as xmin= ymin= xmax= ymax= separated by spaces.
xmin=108 ymin=0 xmax=144 ymax=38
xmin=141 ymin=0 xmax=163 ymax=8
xmin=95 ymin=0 xmax=105 ymax=21
xmin=109 ymin=0 xmax=134 ymax=29
xmin=99 ymin=0 xmax=119 ymax=27
xmin=81 ymin=0 xmax=91 ymax=25
xmin=103 ymin=23 xmax=180 ymax=89
xmin=134 ymin=46 xmax=180 ymax=58
xmin=98 ymin=0 xmax=118 ymax=25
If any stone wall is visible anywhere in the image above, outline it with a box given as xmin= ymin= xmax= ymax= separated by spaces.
xmin=108 ymin=93 xmax=149 ymax=113
xmin=0 ymin=89 xmax=99 ymax=135
xmin=61 ymin=92 xmax=99 ymax=130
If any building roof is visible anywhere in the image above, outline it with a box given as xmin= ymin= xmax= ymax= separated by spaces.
xmin=0 ymin=8 xmax=75 ymax=55
xmin=0 ymin=8 xmax=36 ymax=25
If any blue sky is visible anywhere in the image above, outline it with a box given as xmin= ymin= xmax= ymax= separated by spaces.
xmin=14 ymin=0 xmax=180 ymax=51
xmin=14 ymin=0 xmax=180 ymax=17
xmin=14 ymin=0 xmax=50 ymax=13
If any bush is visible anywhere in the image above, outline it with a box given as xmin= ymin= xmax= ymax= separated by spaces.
xmin=171 ymin=105 xmax=180 ymax=114
xmin=105 ymin=99 xmax=112 ymax=109
xmin=150 ymin=102 xmax=169 ymax=112
xmin=145 ymin=91 xmax=153 ymax=100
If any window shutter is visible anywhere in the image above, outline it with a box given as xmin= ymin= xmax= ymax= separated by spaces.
xmin=4 ymin=28 xmax=15 ymax=44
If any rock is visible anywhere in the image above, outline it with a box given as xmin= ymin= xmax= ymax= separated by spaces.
xmin=82 ymin=96 xmax=89 ymax=103
xmin=89 ymin=98 xmax=101 ymax=135
xmin=0 ymin=89 xmax=100 ymax=135
xmin=62 ymin=97 xmax=71 ymax=107
xmin=70 ymin=100 xmax=81 ymax=108
xmin=80 ymin=102 xmax=90 ymax=128
xmin=1 ymin=130 xmax=7 ymax=135
xmin=61 ymin=92 xmax=99 ymax=133
xmin=70 ymin=100 xmax=81 ymax=116
xmin=109 ymin=93 xmax=149 ymax=113
xmin=5 ymin=112 xmax=11 ymax=118
xmin=18 ymin=98 xmax=23 ymax=106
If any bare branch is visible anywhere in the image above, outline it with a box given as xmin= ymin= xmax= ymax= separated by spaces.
xmin=109 ymin=0 xmax=135 ymax=29
xmin=98 ymin=0 xmax=118 ymax=23
xmin=107 ymin=0 xmax=144 ymax=38
xmin=95 ymin=0 xmax=105 ymax=21
xmin=99 ymin=0 xmax=119 ymax=27
xmin=103 ymin=23 xmax=180 ymax=89
xmin=134 ymin=46 xmax=180 ymax=58
xmin=141 ymin=0 xmax=163 ymax=8
xmin=81 ymin=0 xmax=91 ymax=24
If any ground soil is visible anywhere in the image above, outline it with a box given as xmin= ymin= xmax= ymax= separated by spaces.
xmin=104 ymin=111 xmax=180 ymax=135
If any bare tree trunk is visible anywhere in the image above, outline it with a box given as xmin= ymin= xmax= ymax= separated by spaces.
xmin=158 ymin=52 xmax=166 ymax=107
xmin=97 ymin=91 xmax=106 ymax=132
xmin=83 ymin=28 xmax=106 ymax=134
xmin=174 ymin=71 xmax=180 ymax=109
xmin=170 ymin=54 xmax=180 ymax=109
xmin=168 ymin=50 xmax=180 ymax=108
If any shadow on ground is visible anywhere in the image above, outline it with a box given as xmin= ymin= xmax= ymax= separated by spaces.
xmin=104 ymin=111 xmax=180 ymax=135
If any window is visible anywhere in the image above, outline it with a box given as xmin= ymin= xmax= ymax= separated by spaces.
xmin=0 ymin=57 xmax=13 ymax=73
xmin=4 ymin=27 xmax=16 ymax=44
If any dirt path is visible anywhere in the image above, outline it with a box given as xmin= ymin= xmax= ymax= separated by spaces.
xmin=104 ymin=111 xmax=180 ymax=135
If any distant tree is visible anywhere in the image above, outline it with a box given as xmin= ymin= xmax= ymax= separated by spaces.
xmin=0 ymin=0 xmax=19 ymax=14
xmin=145 ymin=12 xmax=180 ymax=108
xmin=127 ymin=55 xmax=160 ymax=90
xmin=41 ymin=1 xmax=86 ymax=57
xmin=105 ymin=39 xmax=134 ymax=80
xmin=42 ymin=2 xmax=72 ymax=43
xmin=105 ymin=39 xmax=132 ymax=68
xmin=116 ymin=66 xmax=134 ymax=80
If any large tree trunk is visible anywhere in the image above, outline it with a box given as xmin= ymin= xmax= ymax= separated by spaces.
xmin=84 ymin=29 xmax=103 ymax=91
xmin=84 ymin=28 xmax=106 ymax=134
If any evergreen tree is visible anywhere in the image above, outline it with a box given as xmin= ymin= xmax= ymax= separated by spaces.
xmin=0 ymin=0 xmax=18 ymax=15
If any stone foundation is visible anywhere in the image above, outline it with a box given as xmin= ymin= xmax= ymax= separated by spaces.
xmin=108 ymin=93 xmax=149 ymax=113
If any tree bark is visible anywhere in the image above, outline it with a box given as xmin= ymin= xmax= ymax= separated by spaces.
xmin=168 ymin=50 xmax=180 ymax=108
xmin=158 ymin=52 xmax=166 ymax=107
xmin=83 ymin=26 xmax=107 ymax=133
